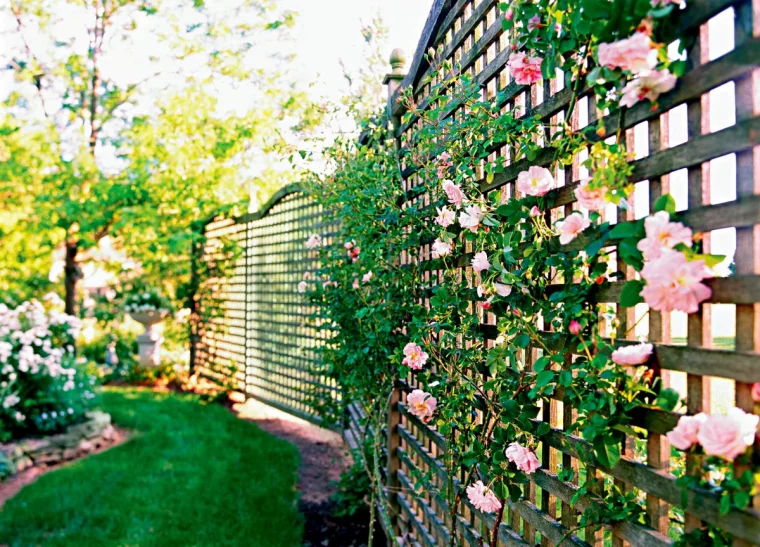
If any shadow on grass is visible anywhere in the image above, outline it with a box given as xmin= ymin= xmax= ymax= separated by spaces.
xmin=0 ymin=388 xmax=303 ymax=547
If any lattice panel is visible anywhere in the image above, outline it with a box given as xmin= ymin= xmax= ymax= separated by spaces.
xmin=193 ymin=187 xmax=340 ymax=425
xmin=389 ymin=0 xmax=760 ymax=546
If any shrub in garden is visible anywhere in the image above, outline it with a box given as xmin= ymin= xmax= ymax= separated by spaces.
xmin=0 ymin=296 xmax=97 ymax=441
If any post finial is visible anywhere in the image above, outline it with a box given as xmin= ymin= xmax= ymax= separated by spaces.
xmin=389 ymin=48 xmax=407 ymax=74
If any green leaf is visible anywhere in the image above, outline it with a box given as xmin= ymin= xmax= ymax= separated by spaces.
xmin=608 ymin=221 xmax=643 ymax=240
xmin=653 ymin=194 xmax=676 ymax=215
xmin=720 ymin=492 xmax=731 ymax=515
xmin=593 ymin=436 xmax=621 ymax=469
xmin=655 ymin=387 xmax=680 ymax=411
xmin=535 ymin=370 xmax=555 ymax=388
xmin=619 ymin=280 xmax=645 ymax=308
xmin=734 ymin=490 xmax=750 ymax=510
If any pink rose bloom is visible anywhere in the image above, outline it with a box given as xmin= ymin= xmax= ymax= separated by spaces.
xmin=459 ymin=204 xmax=484 ymax=233
xmin=516 ymin=166 xmax=554 ymax=196
xmin=556 ymin=213 xmax=590 ymax=245
xmin=347 ymin=246 xmax=361 ymax=261
xmin=574 ymin=180 xmax=608 ymax=211
xmin=597 ymin=32 xmax=652 ymax=72
xmin=494 ymin=282 xmax=511 ymax=297
xmin=508 ymin=51 xmax=543 ymax=85
xmin=636 ymin=211 xmax=693 ymax=261
xmin=436 ymin=206 xmax=456 ymax=227
xmin=352 ymin=278 xmax=360 ymax=289
xmin=611 ymin=342 xmax=653 ymax=365
xmin=620 ymin=70 xmax=677 ymax=108
xmin=362 ymin=271 xmax=373 ymax=283
xmin=527 ymin=14 xmax=541 ymax=31
xmin=505 ymin=8 xmax=514 ymax=20
xmin=569 ymin=320 xmax=581 ymax=335
xmin=471 ymin=251 xmax=490 ymax=273
xmin=752 ymin=383 xmax=760 ymax=403
xmin=402 ymin=342 xmax=429 ymax=370
xmin=431 ymin=239 xmax=452 ymax=259
xmin=466 ymin=481 xmax=502 ymax=513
xmin=303 ymin=271 xmax=312 ymax=280
xmin=305 ymin=234 xmax=321 ymax=249
xmin=344 ymin=241 xmax=354 ymax=250
xmin=442 ymin=179 xmax=465 ymax=207
xmin=407 ymin=389 xmax=437 ymax=423
xmin=641 ymin=251 xmax=712 ymax=313
xmin=505 ymin=443 xmax=541 ymax=474
xmin=529 ymin=206 xmax=541 ymax=217
xmin=298 ymin=281 xmax=308 ymax=293
xmin=697 ymin=408 xmax=759 ymax=461
xmin=667 ymin=413 xmax=707 ymax=450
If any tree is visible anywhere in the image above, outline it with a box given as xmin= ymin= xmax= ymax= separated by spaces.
xmin=1 ymin=0 xmax=320 ymax=314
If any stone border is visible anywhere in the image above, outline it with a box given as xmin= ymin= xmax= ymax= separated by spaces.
xmin=0 ymin=411 xmax=115 ymax=480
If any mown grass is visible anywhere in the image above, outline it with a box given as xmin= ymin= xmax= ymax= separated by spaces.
xmin=0 ymin=388 xmax=303 ymax=546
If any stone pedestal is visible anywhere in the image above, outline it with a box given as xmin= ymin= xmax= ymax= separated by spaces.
xmin=129 ymin=311 xmax=167 ymax=366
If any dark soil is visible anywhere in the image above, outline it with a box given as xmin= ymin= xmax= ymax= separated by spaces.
xmin=299 ymin=500 xmax=382 ymax=547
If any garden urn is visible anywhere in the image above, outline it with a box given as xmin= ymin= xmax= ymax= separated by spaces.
xmin=129 ymin=310 xmax=168 ymax=366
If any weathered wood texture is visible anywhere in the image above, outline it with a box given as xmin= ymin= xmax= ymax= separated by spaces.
xmin=388 ymin=0 xmax=760 ymax=545
xmin=192 ymin=185 xmax=341 ymax=427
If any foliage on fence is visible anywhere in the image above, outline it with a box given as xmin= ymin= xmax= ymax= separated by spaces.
xmin=302 ymin=0 xmax=760 ymax=545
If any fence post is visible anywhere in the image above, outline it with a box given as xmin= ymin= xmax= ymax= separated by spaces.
xmin=385 ymin=385 xmax=401 ymax=545
xmin=382 ymin=50 xmax=406 ymax=545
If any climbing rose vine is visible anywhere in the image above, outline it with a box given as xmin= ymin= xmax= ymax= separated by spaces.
xmin=300 ymin=1 xmax=755 ymax=544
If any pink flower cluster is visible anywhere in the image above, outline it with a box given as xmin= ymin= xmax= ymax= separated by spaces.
xmin=516 ymin=166 xmax=554 ymax=196
xmin=305 ymin=234 xmax=321 ymax=249
xmin=667 ymin=408 xmax=759 ymax=461
xmin=637 ymin=212 xmax=712 ymax=314
xmin=508 ymin=52 xmax=543 ymax=85
xmin=402 ymin=342 xmax=429 ymax=370
xmin=436 ymin=206 xmax=456 ymax=227
xmin=442 ymin=180 xmax=465 ymax=208
xmin=597 ymin=30 xmax=677 ymax=107
xmin=459 ymin=204 xmax=484 ymax=233
xmin=611 ymin=342 xmax=653 ymax=365
xmin=466 ymin=481 xmax=502 ymax=513
xmin=574 ymin=180 xmax=608 ymax=211
xmin=598 ymin=32 xmax=652 ymax=72
xmin=471 ymin=251 xmax=490 ymax=273
xmin=345 ymin=240 xmax=361 ymax=262
xmin=432 ymin=239 xmax=452 ymax=259
xmin=407 ymin=389 xmax=437 ymax=423
xmin=505 ymin=442 xmax=540 ymax=474
xmin=556 ymin=213 xmax=590 ymax=245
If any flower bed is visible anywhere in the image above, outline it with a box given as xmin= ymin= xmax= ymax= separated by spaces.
xmin=0 ymin=410 xmax=115 ymax=480
xmin=0 ymin=297 xmax=97 ymax=442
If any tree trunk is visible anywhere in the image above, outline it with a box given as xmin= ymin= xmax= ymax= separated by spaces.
xmin=64 ymin=240 xmax=81 ymax=316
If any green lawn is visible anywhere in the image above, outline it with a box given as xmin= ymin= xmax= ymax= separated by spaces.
xmin=0 ymin=388 xmax=303 ymax=546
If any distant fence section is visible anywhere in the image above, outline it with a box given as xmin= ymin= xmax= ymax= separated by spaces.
xmin=191 ymin=185 xmax=340 ymax=425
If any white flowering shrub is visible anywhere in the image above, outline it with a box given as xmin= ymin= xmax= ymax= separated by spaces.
xmin=0 ymin=297 xmax=97 ymax=441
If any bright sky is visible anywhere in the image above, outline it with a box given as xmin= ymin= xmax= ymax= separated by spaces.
xmin=281 ymin=0 xmax=431 ymax=101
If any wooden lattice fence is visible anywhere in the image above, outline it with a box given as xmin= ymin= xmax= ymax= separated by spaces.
xmin=373 ymin=0 xmax=760 ymax=545
xmin=191 ymin=185 xmax=340 ymax=425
